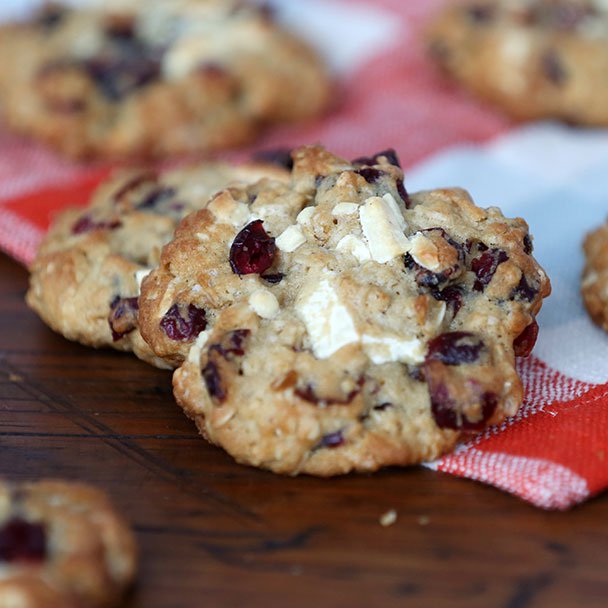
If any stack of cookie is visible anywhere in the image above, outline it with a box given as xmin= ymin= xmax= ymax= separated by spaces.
xmin=27 ymin=144 xmax=552 ymax=476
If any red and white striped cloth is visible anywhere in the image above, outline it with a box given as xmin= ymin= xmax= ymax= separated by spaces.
xmin=1 ymin=0 xmax=607 ymax=509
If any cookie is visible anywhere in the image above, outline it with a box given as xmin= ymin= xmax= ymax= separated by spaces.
xmin=582 ymin=221 xmax=608 ymax=330
xmin=0 ymin=479 xmax=136 ymax=608
xmin=138 ymin=145 xmax=551 ymax=476
xmin=0 ymin=1 xmax=331 ymax=159
xmin=426 ymin=0 xmax=608 ymax=126
xmin=26 ymin=160 xmax=289 ymax=368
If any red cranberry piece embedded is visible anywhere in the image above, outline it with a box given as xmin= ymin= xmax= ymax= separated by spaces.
xmin=160 ymin=303 xmax=207 ymax=341
xmin=513 ymin=320 xmax=539 ymax=357
xmin=352 ymin=149 xmax=402 ymax=168
xmin=426 ymin=332 xmax=486 ymax=366
xmin=252 ymin=148 xmax=294 ymax=170
xmin=112 ymin=172 xmax=158 ymax=203
xmin=356 ymin=167 xmax=384 ymax=183
xmin=108 ymin=296 xmax=139 ymax=341
xmin=202 ymin=361 xmax=226 ymax=402
xmin=261 ymin=273 xmax=284 ymax=285
xmin=430 ymin=383 xmax=497 ymax=430
xmin=512 ymin=275 xmax=537 ymax=302
xmin=209 ymin=329 xmax=251 ymax=359
xmin=431 ymin=285 xmax=464 ymax=317
xmin=0 ymin=518 xmax=46 ymax=563
xmin=313 ymin=430 xmax=345 ymax=450
xmin=523 ymin=234 xmax=533 ymax=255
xmin=542 ymin=50 xmax=567 ymax=85
xmin=137 ymin=186 xmax=176 ymax=210
xmin=471 ymin=248 xmax=508 ymax=291
xmin=295 ymin=381 xmax=361 ymax=406
xmin=72 ymin=216 xmax=121 ymax=235
xmin=229 ymin=220 xmax=276 ymax=276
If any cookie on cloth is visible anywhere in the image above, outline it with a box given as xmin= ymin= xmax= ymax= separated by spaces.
xmin=26 ymin=160 xmax=289 ymax=368
xmin=0 ymin=1 xmax=331 ymax=159
xmin=0 ymin=479 xmax=136 ymax=608
xmin=138 ymin=145 xmax=551 ymax=476
xmin=581 ymin=221 xmax=608 ymax=331
xmin=426 ymin=0 xmax=608 ymax=126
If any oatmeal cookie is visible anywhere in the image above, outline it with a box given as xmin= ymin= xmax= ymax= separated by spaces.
xmin=0 ymin=1 xmax=331 ymax=159
xmin=26 ymin=160 xmax=288 ymax=368
xmin=138 ymin=145 xmax=551 ymax=476
xmin=582 ymin=220 xmax=608 ymax=330
xmin=0 ymin=479 xmax=136 ymax=608
xmin=426 ymin=0 xmax=608 ymax=125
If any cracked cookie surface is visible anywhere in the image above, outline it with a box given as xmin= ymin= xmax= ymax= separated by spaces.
xmin=0 ymin=479 xmax=136 ymax=608
xmin=427 ymin=0 xmax=608 ymax=125
xmin=26 ymin=160 xmax=288 ymax=368
xmin=0 ymin=1 xmax=331 ymax=159
xmin=139 ymin=145 xmax=550 ymax=476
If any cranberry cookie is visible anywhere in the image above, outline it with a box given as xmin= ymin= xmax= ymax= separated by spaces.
xmin=26 ymin=160 xmax=288 ymax=368
xmin=427 ymin=0 xmax=608 ymax=125
xmin=138 ymin=145 xmax=551 ymax=476
xmin=0 ymin=479 xmax=136 ymax=608
xmin=582 ymin=221 xmax=608 ymax=330
xmin=0 ymin=1 xmax=331 ymax=159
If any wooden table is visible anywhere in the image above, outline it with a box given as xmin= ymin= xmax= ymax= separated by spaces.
xmin=1 ymin=252 xmax=607 ymax=608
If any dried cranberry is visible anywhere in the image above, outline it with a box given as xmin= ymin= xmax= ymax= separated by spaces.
xmin=252 ymin=148 xmax=294 ymax=170
xmin=72 ymin=216 xmax=121 ymax=234
xmin=160 ymin=303 xmax=207 ymax=341
xmin=0 ymin=518 xmax=46 ymax=563
xmin=108 ymin=296 xmax=139 ymax=341
xmin=229 ymin=220 xmax=276 ymax=276
xmin=352 ymin=149 xmax=401 ymax=168
xmin=261 ymin=273 xmax=284 ymax=285
xmin=471 ymin=249 xmax=508 ymax=291
xmin=85 ymin=55 xmax=161 ymax=101
xmin=137 ymin=186 xmax=176 ymax=210
xmin=314 ymin=431 xmax=345 ymax=450
xmin=426 ymin=332 xmax=485 ymax=366
xmin=209 ymin=329 xmax=251 ymax=359
xmin=523 ymin=234 xmax=533 ymax=255
xmin=430 ymin=384 xmax=497 ymax=430
xmin=295 ymin=383 xmax=361 ymax=406
xmin=36 ymin=4 xmax=67 ymax=30
xmin=542 ymin=50 xmax=567 ymax=85
xmin=431 ymin=285 xmax=464 ymax=317
xmin=466 ymin=4 xmax=494 ymax=23
xmin=202 ymin=361 xmax=226 ymax=402
xmin=396 ymin=178 xmax=411 ymax=208
xmin=356 ymin=167 xmax=384 ymax=183
xmin=513 ymin=320 xmax=539 ymax=357
xmin=512 ymin=275 xmax=537 ymax=302
xmin=112 ymin=172 xmax=158 ymax=203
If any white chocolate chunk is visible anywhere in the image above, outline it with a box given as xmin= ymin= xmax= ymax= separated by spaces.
xmin=359 ymin=195 xmax=410 ymax=263
xmin=208 ymin=191 xmax=250 ymax=227
xmin=296 ymin=273 xmax=359 ymax=358
xmin=249 ymin=289 xmax=280 ymax=319
xmin=187 ymin=330 xmax=211 ymax=364
xmin=336 ymin=235 xmax=371 ymax=262
xmin=361 ymin=333 xmax=425 ymax=365
xmin=296 ymin=207 xmax=316 ymax=225
xmin=276 ymin=225 xmax=306 ymax=253
xmin=409 ymin=232 xmax=441 ymax=271
xmin=332 ymin=202 xmax=359 ymax=216
xmin=134 ymin=268 xmax=152 ymax=292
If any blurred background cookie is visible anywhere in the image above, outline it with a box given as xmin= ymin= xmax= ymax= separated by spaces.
xmin=426 ymin=0 xmax=608 ymax=126
xmin=26 ymin=158 xmax=289 ymax=367
xmin=0 ymin=0 xmax=332 ymax=159
xmin=0 ymin=479 xmax=136 ymax=608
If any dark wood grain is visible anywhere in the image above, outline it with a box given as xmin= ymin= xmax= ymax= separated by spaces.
xmin=1 ymin=252 xmax=607 ymax=608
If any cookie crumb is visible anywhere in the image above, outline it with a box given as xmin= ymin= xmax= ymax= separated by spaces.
xmin=380 ymin=509 xmax=397 ymax=527
xmin=417 ymin=515 xmax=431 ymax=526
